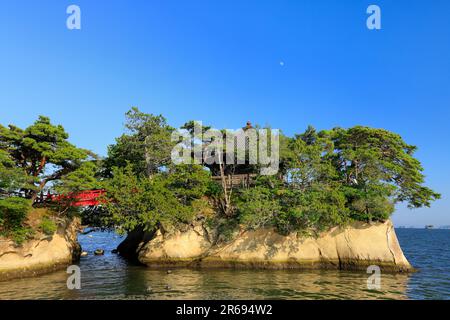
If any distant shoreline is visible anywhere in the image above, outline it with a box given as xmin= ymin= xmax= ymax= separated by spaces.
xmin=396 ymin=226 xmax=450 ymax=230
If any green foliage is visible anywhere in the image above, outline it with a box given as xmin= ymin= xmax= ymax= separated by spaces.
xmin=39 ymin=216 xmax=57 ymax=235
xmin=80 ymin=206 xmax=113 ymax=229
xmin=0 ymin=116 xmax=99 ymax=242
xmin=329 ymin=126 xmax=441 ymax=209
xmin=9 ymin=226 xmax=33 ymax=245
xmin=285 ymin=128 xmax=337 ymax=189
xmin=235 ymin=180 xmax=349 ymax=235
xmin=1 ymin=110 xmax=433 ymax=241
xmin=231 ymin=125 xmax=440 ymax=234
xmin=0 ymin=149 xmax=35 ymax=195
xmin=103 ymin=163 xmax=209 ymax=233
xmin=101 ymin=111 xmax=439 ymax=237
xmin=237 ymin=186 xmax=281 ymax=230
xmin=0 ymin=197 xmax=31 ymax=230
xmin=206 ymin=215 xmax=240 ymax=242
xmin=54 ymin=161 xmax=101 ymax=194
xmin=205 ymin=180 xmax=223 ymax=197
xmin=104 ymin=107 xmax=174 ymax=177
xmin=0 ymin=116 xmax=98 ymax=200
xmin=0 ymin=110 xmax=434 ymax=240
xmin=343 ymin=184 xmax=395 ymax=222
xmin=0 ymin=197 xmax=32 ymax=244
xmin=289 ymin=184 xmax=349 ymax=232
xmin=165 ymin=164 xmax=211 ymax=205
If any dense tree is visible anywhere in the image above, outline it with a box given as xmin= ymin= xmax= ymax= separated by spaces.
xmin=54 ymin=161 xmax=101 ymax=194
xmin=102 ymin=164 xmax=210 ymax=233
xmin=0 ymin=116 xmax=97 ymax=201
xmin=237 ymin=186 xmax=281 ymax=230
xmin=285 ymin=128 xmax=336 ymax=189
xmin=104 ymin=107 xmax=174 ymax=177
xmin=164 ymin=164 xmax=211 ymax=205
xmin=232 ymin=125 xmax=440 ymax=233
xmin=103 ymin=111 xmax=440 ymax=236
xmin=0 ymin=196 xmax=32 ymax=243
xmin=0 ymin=149 xmax=34 ymax=196
xmin=0 ymin=149 xmax=33 ymax=241
xmin=328 ymin=126 xmax=440 ymax=220
xmin=0 ymin=116 xmax=98 ymax=243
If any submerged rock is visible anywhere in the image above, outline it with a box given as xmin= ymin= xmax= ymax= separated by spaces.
xmin=94 ymin=249 xmax=105 ymax=256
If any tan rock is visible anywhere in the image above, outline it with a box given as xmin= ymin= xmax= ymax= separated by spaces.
xmin=137 ymin=220 xmax=413 ymax=272
xmin=138 ymin=227 xmax=212 ymax=266
xmin=0 ymin=218 xmax=81 ymax=281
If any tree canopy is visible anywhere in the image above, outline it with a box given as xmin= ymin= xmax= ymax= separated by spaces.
xmin=2 ymin=109 xmax=439 ymax=241
xmin=102 ymin=163 xmax=210 ymax=233
xmin=103 ymin=107 xmax=174 ymax=177
xmin=0 ymin=116 xmax=99 ymax=200
xmin=101 ymin=109 xmax=440 ymax=236
xmin=0 ymin=116 xmax=98 ymax=242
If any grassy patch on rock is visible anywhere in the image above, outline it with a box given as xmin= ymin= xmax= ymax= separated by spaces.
xmin=0 ymin=207 xmax=58 ymax=245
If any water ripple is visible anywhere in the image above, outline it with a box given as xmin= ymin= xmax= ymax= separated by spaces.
xmin=0 ymin=229 xmax=448 ymax=299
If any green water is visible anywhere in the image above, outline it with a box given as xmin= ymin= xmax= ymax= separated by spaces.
xmin=0 ymin=229 xmax=448 ymax=300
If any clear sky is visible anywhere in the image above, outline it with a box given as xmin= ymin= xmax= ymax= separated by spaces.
xmin=0 ymin=0 xmax=449 ymax=227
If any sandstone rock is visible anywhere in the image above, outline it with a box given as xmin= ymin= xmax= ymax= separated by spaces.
xmin=138 ymin=227 xmax=212 ymax=267
xmin=133 ymin=220 xmax=413 ymax=272
xmin=0 ymin=218 xmax=81 ymax=281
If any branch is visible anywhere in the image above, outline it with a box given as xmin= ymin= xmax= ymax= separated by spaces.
xmin=33 ymin=156 xmax=47 ymax=177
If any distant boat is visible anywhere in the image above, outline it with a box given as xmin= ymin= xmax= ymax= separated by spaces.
xmin=425 ymin=225 xmax=434 ymax=229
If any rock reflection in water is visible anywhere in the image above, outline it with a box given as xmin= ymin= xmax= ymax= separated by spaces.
xmin=0 ymin=231 xmax=411 ymax=300
xmin=0 ymin=267 xmax=409 ymax=300
xmin=121 ymin=268 xmax=409 ymax=300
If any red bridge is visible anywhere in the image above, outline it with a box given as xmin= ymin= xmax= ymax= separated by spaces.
xmin=36 ymin=189 xmax=107 ymax=207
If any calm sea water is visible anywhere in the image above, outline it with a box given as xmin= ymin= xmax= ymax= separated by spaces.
xmin=0 ymin=229 xmax=448 ymax=300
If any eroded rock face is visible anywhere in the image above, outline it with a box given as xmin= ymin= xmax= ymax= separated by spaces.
xmin=133 ymin=220 xmax=413 ymax=272
xmin=116 ymin=227 xmax=155 ymax=262
xmin=138 ymin=225 xmax=213 ymax=267
xmin=0 ymin=218 xmax=81 ymax=281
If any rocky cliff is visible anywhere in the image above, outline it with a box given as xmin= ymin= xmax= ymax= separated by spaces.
xmin=120 ymin=220 xmax=413 ymax=272
xmin=0 ymin=218 xmax=81 ymax=281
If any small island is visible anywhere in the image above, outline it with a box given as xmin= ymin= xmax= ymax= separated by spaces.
xmin=0 ymin=108 xmax=440 ymax=279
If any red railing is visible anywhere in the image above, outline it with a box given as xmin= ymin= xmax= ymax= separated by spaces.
xmin=36 ymin=189 xmax=107 ymax=207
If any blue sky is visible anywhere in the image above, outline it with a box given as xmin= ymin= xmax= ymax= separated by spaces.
xmin=0 ymin=0 xmax=449 ymax=226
